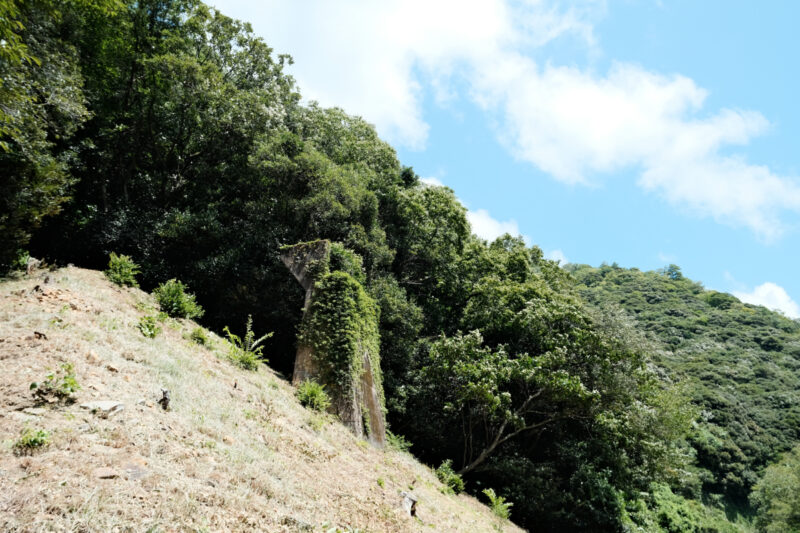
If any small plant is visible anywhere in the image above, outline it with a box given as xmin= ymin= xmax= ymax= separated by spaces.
xmin=30 ymin=363 xmax=80 ymax=403
xmin=137 ymin=315 xmax=161 ymax=338
xmin=296 ymin=379 xmax=331 ymax=412
xmin=483 ymin=488 xmax=513 ymax=520
xmin=104 ymin=252 xmax=140 ymax=287
xmin=386 ymin=430 xmax=412 ymax=453
xmin=435 ymin=459 xmax=465 ymax=494
xmin=13 ymin=427 xmax=51 ymax=455
xmin=153 ymin=279 xmax=204 ymax=319
xmin=189 ymin=327 xmax=209 ymax=346
xmin=377 ymin=477 xmax=385 ymax=488
xmin=224 ymin=315 xmax=271 ymax=370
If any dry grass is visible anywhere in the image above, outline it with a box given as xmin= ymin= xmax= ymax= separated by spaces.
xmin=0 ymin=267 xmax=523 ymax=532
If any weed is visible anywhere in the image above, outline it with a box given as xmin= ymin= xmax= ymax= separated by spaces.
xmin=435 ymin=460 xmax=465 ymax=495
xmin=137 ymin=315 xmax=161 ymax=338
xmin=386 ymin=430 xmax=412 ymax=453
xmin=13 ymin=427 xmax=51 ymax=455
xmin=189 ymin=327 xmax=209 ymax=346
xmin=30 ymin=362 xmax=80 ymax=403
xmin=153 ymin=279 xmax=204 ymax=319
xmin=308 ymin=414 xmax=326 ymax=432
xmin=104 ymin=252 xmax=140 ymax=287
xmin=296 ymin=379 xmax=331 ymax=412
xmin=377 ymin=477 xmax=385 ymax=488
xmin=135 ymin=300 xmax=155 ymax=313
xmin=224 ymin=315 xmax=271 ymax=370
xmin=483 ymin=488 xmax=513 ymax=520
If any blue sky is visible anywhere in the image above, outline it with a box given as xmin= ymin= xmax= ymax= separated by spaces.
xmin=213 ymin=0 xmax=800 ymax=318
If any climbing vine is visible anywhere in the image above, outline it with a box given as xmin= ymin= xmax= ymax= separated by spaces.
xmin=299 ymin=269 xmax=384 ymax=425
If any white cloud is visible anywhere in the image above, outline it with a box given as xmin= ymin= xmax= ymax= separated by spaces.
xmin=734 ymin=282 xmax=800 ymax=319
xmin=545 ymin=249 xmax=569 ymax=264
xmin=420 ymin=176 xmax=445 ymax=187
xmin=419 ymin=177 xmax=529 ymax=244
xmin=466 ymin=208 xmax=528 ymax=242
xmin=212 ymin=0 xmax=800 ymax=239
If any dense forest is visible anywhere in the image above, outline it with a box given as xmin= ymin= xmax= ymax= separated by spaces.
xmin=3 ymin=0 xmax=800 ymax=530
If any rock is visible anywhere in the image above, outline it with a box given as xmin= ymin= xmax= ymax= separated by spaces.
xmin=123 ymin=459 xmax=148 ymax=480
xmin=93 ymin=467 xmax=120 ymax=479
xmin=80 ymin=401 xmax=124 ymax=418
xmin=222 ymin=436 xmax=233 ymax=445
xmin=281 ymin=516 xmax=313 ymax=531
xmin=158 ymin=389 xmax=170 ymax=410
xmin=400 ymin=491 xmax=418 ymax=517
xmin=26 ymin=257 xmax=41 ymax=275
xmin=21 ymin=407 xmax=47 ymax=416
xmin=105 ymin=364 xmax=119 ymax=373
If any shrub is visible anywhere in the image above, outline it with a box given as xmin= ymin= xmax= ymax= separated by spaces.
xmin=436 ymin=459 xmax=465 ymax=494
xmin=296 ymin=379 xmax=331 ymax=412
xmin=30 ymin=362 xmax=80 ymax=403
xmin=104 ymin=252 xmax=140 ymax=287
xmin=224 ymin=315 xmax=271 ymax=370
xmin=137 ymin=315 xmax=161 ymax=338
xmin=189 ymin=327 xmax=208 ymax=346
xmin=153 ymin=279 xmax=204 ymax=319
xmin=13 ymin=427 xmax=51 ymax=455
xmin=386 ymin=430 xmax=412 ymax=453
xmin=483 ymin=488 xmax=513 ymax=520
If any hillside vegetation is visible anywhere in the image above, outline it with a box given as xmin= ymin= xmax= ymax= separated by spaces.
xmin=4 ymin=0 xmax=800 ymax=531
xmin=570 ymin=264 xmax=800 ymax=529
xmin=0 ymin=266 xmax=523 ymax=532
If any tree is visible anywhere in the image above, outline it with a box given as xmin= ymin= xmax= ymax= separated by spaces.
xmin=751 ymin=446 xmax=800 ymax=533
xmin=419 ymin=331 xmax=588 ymax=475
xmin=0 ymin=0 xmax=118 ymax=269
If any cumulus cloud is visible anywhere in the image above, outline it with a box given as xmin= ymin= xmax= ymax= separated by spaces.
xmin=466 ymin=209 xmax=528 ymax=242
xmin=212 ymin=0 xmax=800 ymax=240
xmin=545 ymin=249 xmax=569 ymax=264
xmin=419 ymin=176 xmax=445 ymax=187
xmin=734 ymin=283 xmax=800 ymax=319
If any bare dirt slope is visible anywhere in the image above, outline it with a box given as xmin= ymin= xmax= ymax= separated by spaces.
xmin=0 ymin=266 xmax=522 ymax=532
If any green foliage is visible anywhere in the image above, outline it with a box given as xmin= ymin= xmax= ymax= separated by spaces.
xmin=189 ymin=327 xmax=209 ymax=346
xmin=386 ymin=430 xmax=412 ymax=453
xmin=329 ymin=241 xmax=366 ymax=284
xmin=153 ymin=279 xmax=204 ymax=319
xmin=299 ymin=270 xmax=383 ymax=426
xmin=13 ymin=427 xmax=51 ymax=455
xmin=625 ymin=483 xmax=748 ymax=533
xmin=570 ymin=263 xmax=800 ymax=513
xmin=224 ymin=315 xmax=271 ymax=370
xmin=436 ymin=460 xmax=465 ymax=494
xmin=30 ymin=362 xmax=80 ymax=403
xmin=751 ymin=446 xmax=800 ymax=533
xmin=104 ymin=252 xmax=140 ymax=287
xmin=137 ymin=315 xmax=160 ymax=338
xmin=483 ymin=488 xmax=513 ymax=520
xmin=296 ymin=380 xmax=332 ymax=412
xmin=8 ymin=1 xmax=722 ymax=529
